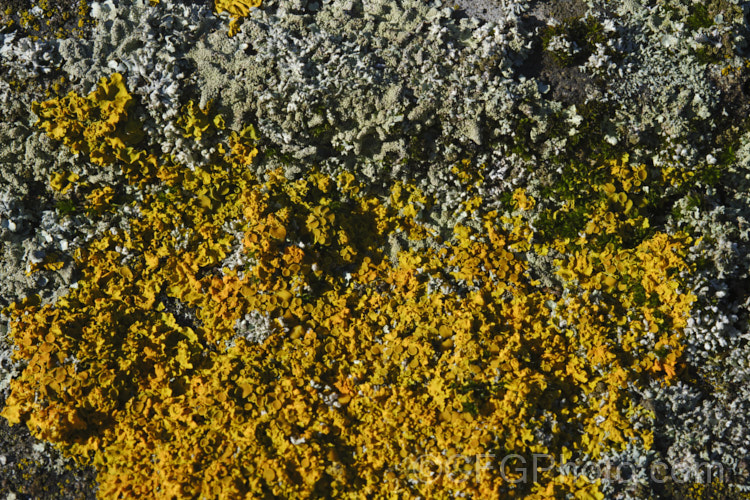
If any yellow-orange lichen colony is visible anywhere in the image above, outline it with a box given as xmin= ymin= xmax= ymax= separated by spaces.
xmin=1 ymin=71 xmax=697 ymax=498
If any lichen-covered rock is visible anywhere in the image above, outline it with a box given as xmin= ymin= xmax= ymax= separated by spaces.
xmin=2 ymin=0 xmax=750 ymax=498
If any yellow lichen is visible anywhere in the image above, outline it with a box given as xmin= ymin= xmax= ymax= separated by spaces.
xmin=1 ymin=77 xmax=700 ymax=499
xmin=214 ymin=0 xmax=262 ymax=36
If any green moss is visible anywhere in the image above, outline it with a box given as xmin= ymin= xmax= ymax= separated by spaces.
xmin=256 ymin=144 xmax=296 ymax=165
xmin=686 ymin=4 xmax=713 ymax=30
xmin=693 ymin=43 xmax=733 ymax=66
xmin=55 ymin=198 xmax=77 ymax=216
xmin=567 ymin=100 xmax=623 ymax=162
xmin=541 ymin=15 xmax=608 ymax=68
xmin=534 ymin=205 xmax=587 ymax=243
xmin=681 ymin=0 xmax=746 ymax=65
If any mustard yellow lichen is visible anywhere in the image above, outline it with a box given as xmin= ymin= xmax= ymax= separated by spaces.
xmin=1 ymin=79 xmax=699 ymax=499
xmin=214 ymin=0 xmax=262 ymax=36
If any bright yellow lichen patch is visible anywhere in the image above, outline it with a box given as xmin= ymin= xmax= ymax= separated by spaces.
xmin=31 ymin=73 xmax=154 ymax=184
xmin=1 ymin=76 xmax=697 ymax=498
xmin=177 ymin=100 xmax=226 ymax=140
xmin=49 ymin=170 xmax=80 ymax=193
xmin=214 ymin=0 xmax=262 ymax=36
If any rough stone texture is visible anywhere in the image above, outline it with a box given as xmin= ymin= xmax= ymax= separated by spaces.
xmin=0 ymin=413 xmax=98 ymax=500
